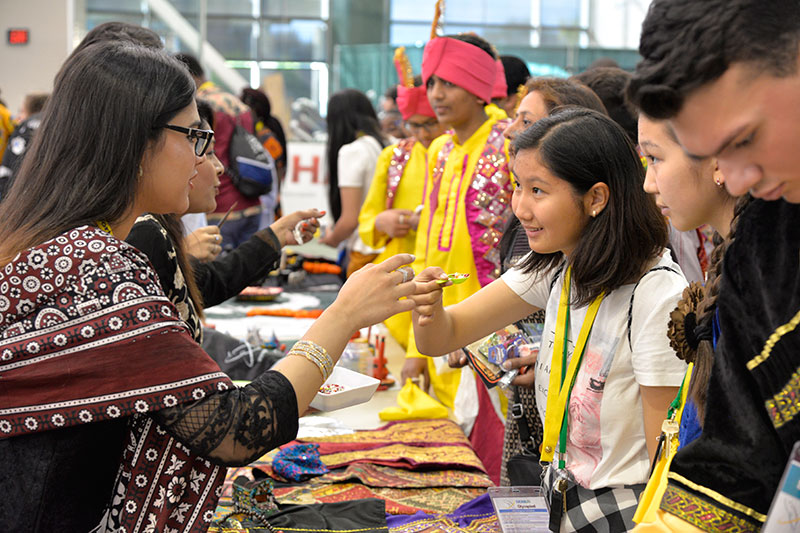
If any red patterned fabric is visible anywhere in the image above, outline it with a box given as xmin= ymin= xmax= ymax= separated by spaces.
xmin=0 ymin=226 xmax=233 ymax=532
xmin=467 ymin=379 xmax=505 ymax=485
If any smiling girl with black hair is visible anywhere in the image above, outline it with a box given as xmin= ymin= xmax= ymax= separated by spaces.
xmin=412 ymin=107 xmax=689 ymax=531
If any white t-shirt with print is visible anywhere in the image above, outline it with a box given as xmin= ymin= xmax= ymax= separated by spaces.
xmin=337 ymin=135 xmax=383 ymax=255
xmin=501 ymin=250 xmax=688 ymax=490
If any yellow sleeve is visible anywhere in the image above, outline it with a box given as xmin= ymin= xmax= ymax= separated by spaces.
xmin=0 ymin=105 xmax=15 ymax=159
xmin=358 ymin=144 xmax=395 ymax=249
xmin=412 ymin=134 xmax=450 ymax=268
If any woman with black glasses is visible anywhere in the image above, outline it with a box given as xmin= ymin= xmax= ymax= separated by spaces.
xmin=126 ymin=101 xmax=323 ymax=344
xmin=0 ymin=41 xmax=417 ymax=533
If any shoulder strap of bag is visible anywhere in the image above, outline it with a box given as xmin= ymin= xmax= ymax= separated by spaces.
xmin=510 ymin=386 xmax=538 ymax=454
xmin=627 ymin=265 xmax=682 ymax=349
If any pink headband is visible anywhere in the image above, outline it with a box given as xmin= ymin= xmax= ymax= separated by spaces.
xmin=422 ymin=37 xmax=496 ymax=103
xmin=492 ymin=59 xmax=507 ymax=99
xmin=396 ymin=85 xmax=436 ymax=120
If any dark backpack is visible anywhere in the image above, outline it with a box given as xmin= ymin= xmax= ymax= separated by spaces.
xmin=227 ymin=123 xmax=275 ymax=198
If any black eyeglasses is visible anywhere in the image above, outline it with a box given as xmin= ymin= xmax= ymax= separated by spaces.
xmin=163 ymin=124 xmax=215 ymax=156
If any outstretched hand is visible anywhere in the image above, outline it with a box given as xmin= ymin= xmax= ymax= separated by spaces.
xmin=270 ymin=209 xmax=324 ymax=247
xmin=409 ymin=266 xmax=450 ymax=326
xmin=329 ymin=253 xmax=418 ymax=331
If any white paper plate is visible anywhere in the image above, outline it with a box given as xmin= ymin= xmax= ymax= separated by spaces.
xmin=310 ymin=366 xmax=380 ymax=411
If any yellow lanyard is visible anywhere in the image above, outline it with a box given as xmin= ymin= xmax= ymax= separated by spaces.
xmin=96 ymin=220 xmax=114 ymax=236
xmin=541 ymin=266 xmax=604 ymax=464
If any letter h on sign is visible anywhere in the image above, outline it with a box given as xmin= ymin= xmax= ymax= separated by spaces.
xmin=291 ymin=154 xmax=320 ymax=183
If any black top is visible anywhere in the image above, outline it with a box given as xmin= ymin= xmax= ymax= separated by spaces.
xmin=192 ymin=225 xmax=281 ymax=308
xmin=126 ymin=216 xmax=281 ymax=342
xmin=666 ymin=199 xmax=800 ymax=529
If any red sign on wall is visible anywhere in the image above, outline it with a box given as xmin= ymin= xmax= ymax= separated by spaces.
xmin=8 ymin=29 xmax=30 ymax=45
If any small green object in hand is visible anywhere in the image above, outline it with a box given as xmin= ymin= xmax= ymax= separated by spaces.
xmin=436 ymin=272 xmax=470 ymax=286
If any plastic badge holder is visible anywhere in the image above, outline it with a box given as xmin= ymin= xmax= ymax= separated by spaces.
xmin=488 ymin=486 xmax=550 ymax=533
xmin=762 ymin=440 xmax=800 ymax=532
xmin=309 ymin=366 xmax=380 ymax=411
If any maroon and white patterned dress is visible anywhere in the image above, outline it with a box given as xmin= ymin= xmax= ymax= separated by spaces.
xmin=0 ymin=226 xmax=297 ymax=532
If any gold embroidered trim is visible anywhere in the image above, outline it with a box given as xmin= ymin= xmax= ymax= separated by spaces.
xmin=747 ymin=308 xmax=800 ymax=370
xmin=667 ymin=472 xmax=767 ymax=522
xmin=660 ymin=483 xmax=759 ymax=533
xmin=765 ymin=365 xmax=800 ymax=429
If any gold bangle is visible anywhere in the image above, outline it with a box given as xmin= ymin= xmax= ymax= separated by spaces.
xmin=289 ymin=348 xmax=329 ymax=380
xmin=290 ymin=340 xmax=334 ymax=380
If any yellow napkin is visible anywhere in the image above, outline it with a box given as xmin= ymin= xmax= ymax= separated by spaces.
xmin=379 ymin=379 xmax=448 ymax=420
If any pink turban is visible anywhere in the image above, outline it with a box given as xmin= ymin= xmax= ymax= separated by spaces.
xmin=492 ymin=59 xmax=508 ymax=99
xmin=396 ymin=85 xmax=436 ymax=120
xmin=421 ymin=37 xmax=496 ymax=103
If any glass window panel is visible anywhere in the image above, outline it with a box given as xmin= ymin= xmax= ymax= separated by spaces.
xmin=390 ymin=1 xmax=430 ymax=22
xmin=442 ymin=0 xmax=485 ymax=24
xmin=87 ymin=0 xmax=140 ymax=11
xmin=481 ymin=27 xmax=533 ymax=47
xmin=389 ymin=23 xmax=431 ymax=45
xmin=86 ymin=12 xmax=145 ymax=31
xmin=485 ymin=0 xmax=531 ymax=24
xmin=540 ymin=28 xmax=582 ymax=47
xmin=259 ymin=20 xmax=327 ymax=61
xmin=262 ymin=0 xmax=325 ymax=19
xmin=540 ymin=0 xmax=581 ymax=27
xmin=207 ymin=18 xmax=255 ymax=59
xmin=207 ymin=0 xmax=254 ymax=16
xmin=171 ymin=0 xmax=200 ymax=13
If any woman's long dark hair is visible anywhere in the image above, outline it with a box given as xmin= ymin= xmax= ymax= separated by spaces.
xmin=511 ymin=107 xmax=668 ymax=306
xmin=240 ymin=88 xmax=287 ymax=168
xmin=0 ymin=41 xmax=195 ymax=265
xmin=325 ymin=89 xmax=385 ymax=221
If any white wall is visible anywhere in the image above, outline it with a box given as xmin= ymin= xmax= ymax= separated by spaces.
xmin=0 ymin=0 xmax=72 ymax=115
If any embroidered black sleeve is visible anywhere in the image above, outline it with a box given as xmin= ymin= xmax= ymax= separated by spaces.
xmin=152 ymin=370 xmax=299 ymax=467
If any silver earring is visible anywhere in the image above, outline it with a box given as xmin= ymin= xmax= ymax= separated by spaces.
xmin=138 ymin=166 xmax=143 ymax=178
xmin=592 ymin=210 xmax=597 ymax=217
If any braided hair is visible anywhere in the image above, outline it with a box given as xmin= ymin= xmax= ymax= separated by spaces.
xmin=668 ymin=194 xmax=753 ymax=423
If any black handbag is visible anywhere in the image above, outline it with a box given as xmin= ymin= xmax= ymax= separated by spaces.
xmin=506 ymin=386 xmax=543 ymax=486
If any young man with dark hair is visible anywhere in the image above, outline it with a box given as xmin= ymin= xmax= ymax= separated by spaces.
xmin=627 ymin=1 xmax=800 ymax=531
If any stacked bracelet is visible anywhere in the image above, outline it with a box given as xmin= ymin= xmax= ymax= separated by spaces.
xmin=289 ymin=340 xmax=334 ymax=381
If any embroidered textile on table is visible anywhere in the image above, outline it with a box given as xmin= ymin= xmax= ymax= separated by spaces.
xmin=386 ymin=138 xmax=417 ymax=210
xmin=216 ymin=420 xmax=490 ymax=517
xmin=316 ymin=463 xmax=492 ymax=488
xmin=387 ymin=493 xmax=499 ymax=533
xmin=0 ymin=226 xmax=233 ymax=532
xmin=294 ymin=419 xmax=475 ymax=452
xmin=317 ymin=443 xmax=486 ymax=471
xmin=273 ymin=483 xmax=486 ymax=515
xmin=428 ymin=121 xmax=511 ymax=287
xmin=218 ymin=457 xmax=491 ymax=506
